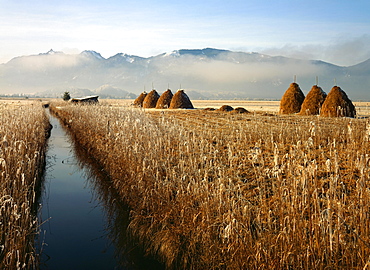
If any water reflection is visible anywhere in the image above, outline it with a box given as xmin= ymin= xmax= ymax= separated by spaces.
xmin=71 ymin=130 xmax=164 ymax=270
xmin=40 ymin=116 xmax=118 ymax=269
xmin=41 ymin=113 xmax=164 ymax=269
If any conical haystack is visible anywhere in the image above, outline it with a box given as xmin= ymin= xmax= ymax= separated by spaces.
xmin=231 ymin=107 xmax=249 ymax=114
xmin=217 ymin=105 xmax=234 ymax=112
xmin=299 ymin=85 xmax=327 ymax=115
xmin=142 ymin=89 xmax=160 ymax=108
xmin=155 ymin=89 xmax=173 ymax=109
xmin=133 ymin=92 xmax=147 ymax=107
xmin=320 ymin=86 xmax=356 ymax=117
xmin=279 ymin=83 xmax=305 ymax=114
xmin=169 ymin=90 xmax=194 ymax=109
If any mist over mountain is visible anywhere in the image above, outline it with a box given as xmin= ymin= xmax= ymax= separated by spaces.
xmin=0 ymin=48 xmax=369 ymax=100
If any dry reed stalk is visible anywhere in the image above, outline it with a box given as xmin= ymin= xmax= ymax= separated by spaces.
xmin=50 ymin=101 xmax=370 ymax=269
xmin=0 ymin=101 xmax=50 ymax=269
xmin=142 ymin=90 xmax=160 ymax=108
xmin=299 ymin=85 xmax=327 ymax=115
xmin=156 ymin=89 xmax=173 ymax=109
xmin=320 ymin=86 xmax=356 ymax=117
xmin=279 ymin=83 xmax=305 ymax=114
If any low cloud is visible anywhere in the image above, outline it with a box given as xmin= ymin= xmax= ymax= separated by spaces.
xmin=10 ymin=53 xmax=81 ymax=70
xmin=261 ymin=35 xmax=370 ymax=66
xmin=162 ymin=54 xmax=321 ymax=85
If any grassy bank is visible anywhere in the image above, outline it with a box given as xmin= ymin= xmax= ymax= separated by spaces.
xmin=50 ymin=101 xmax=370 ymax=269
xmin=0 ymin=102 xmax=51 ymax=269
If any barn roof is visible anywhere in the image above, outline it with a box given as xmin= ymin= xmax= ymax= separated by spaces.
xmin=71 ymin=95 xmax=99 ymax=101
xmin=70 ymin=95 xmax=99 ymax=104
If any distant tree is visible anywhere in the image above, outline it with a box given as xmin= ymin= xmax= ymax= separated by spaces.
xmin=63 ymin=91 xmax=71 ymax=101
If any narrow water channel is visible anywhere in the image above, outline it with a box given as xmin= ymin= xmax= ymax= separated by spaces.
xmin=40 ymin=113 xmax=164 ymax=269
xmin=40 ymin=114 xmax=118 ymax=269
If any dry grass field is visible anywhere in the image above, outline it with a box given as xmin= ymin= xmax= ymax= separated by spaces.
xmin=0 ymin=100 xmax=50 ymax=269
xmin=49 ymin=99 xmax=370 ymax=269
xmin=100 ymin=99 xmax=370 ymax=116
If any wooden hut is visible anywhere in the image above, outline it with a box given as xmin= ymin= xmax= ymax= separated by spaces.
xmin=70 ymin=95 xmax=99 ymax=104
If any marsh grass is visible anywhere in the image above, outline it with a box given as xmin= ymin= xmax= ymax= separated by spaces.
xmin=0 ymin=102 xmax=50 ymax=269
xmin=50 ymin=101 xmax=370 ymax=269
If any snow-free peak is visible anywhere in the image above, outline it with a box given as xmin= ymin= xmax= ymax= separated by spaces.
xmin=39 ymin=49 xmax=63 ymax=55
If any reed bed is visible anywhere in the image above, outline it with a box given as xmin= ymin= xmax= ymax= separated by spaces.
xmin=50 ymin=101 xmax=370 ymax=269
xmin=0 ymin=101 xmax=50 ymax=269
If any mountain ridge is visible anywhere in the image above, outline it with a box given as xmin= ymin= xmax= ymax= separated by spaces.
xmin=4 ymin=48 xmax=369 ymax=67
xmin=0 ymin=48 xmax=369 ymax=100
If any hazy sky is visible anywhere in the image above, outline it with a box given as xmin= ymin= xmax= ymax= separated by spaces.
xmin=1 ymin=0 xmax=370 ymax=66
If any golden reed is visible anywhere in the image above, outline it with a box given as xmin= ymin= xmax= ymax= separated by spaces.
xmin=0 ymin=101 xmax=50 ymax=269
xmin=51 ymin=101 xmax=370 ymax=269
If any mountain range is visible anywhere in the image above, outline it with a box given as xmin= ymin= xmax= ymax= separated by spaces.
xmin=0 ymin=48 xmax=369 ymax=100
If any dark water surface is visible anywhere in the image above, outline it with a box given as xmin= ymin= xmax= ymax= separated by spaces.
xmin=40 ymin=114 xmax=118 ymax=269
xmin=40 ymin=113 xmax=164 ymax=270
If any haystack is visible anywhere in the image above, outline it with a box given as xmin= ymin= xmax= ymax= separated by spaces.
xmin=142 ymin=90 xmax=160 ymax=108
xmin=133 ymin=92 xmax=147 ymax=107
xmin=320 ymin=86 xmax=356 ymax=117
xmin=155 ymin=89 xmax=173 ymax=109
xmin=169 ymin=90 xmax=194 ymax=109
xmin=299 ymin=85 xmax=327 ymax=115
xmin=279 ymin=83 xmax=305 ymax=114
xmin=217 ymin=105 xmax=234 ymax=112
xmin=231 ymin=107 xmax=249 ymax=114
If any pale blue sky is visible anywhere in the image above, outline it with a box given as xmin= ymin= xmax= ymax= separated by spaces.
xmin=1 ymin=0 xmax=370 ymax=65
